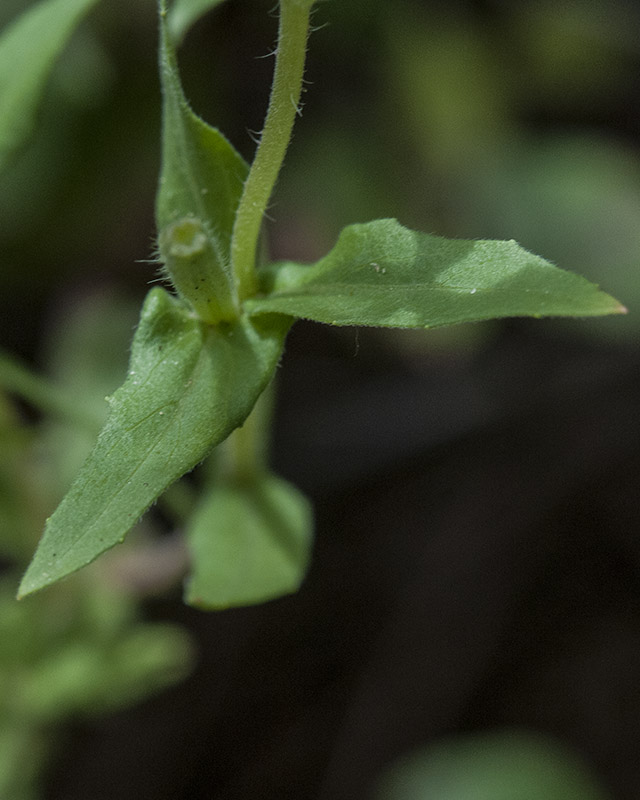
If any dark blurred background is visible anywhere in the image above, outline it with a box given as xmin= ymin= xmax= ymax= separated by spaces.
xmin=3 ymin=0 xmax=640 ymax=797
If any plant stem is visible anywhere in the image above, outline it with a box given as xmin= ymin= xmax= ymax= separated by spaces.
xmin=0 ymin=350 xmax=102 ymax=430
xmin=231 ymin=0 xmax=315 ymax=301
xmin=217 ymin=382 xmax=274 ymax=483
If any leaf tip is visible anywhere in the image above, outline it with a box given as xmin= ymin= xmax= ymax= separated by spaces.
xmin=17 ymin=551 xmax=60 ymax=600
xmin=599 ymin=294 xmax=627 ymax=316
xmin=16 ymin=572 xmax=42 ymax=600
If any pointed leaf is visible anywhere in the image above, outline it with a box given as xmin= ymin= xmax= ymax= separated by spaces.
xmin=19 ymin=289 xmax=290 ymax=598
xmin=0 ymin=0 xmax=99 ymax=171
xmin=185 ymin=473 xmax=313 ymax=609
xmin=245 ymin=219 xmax=625 ymax=328
xmin=157 ymin=2 xmax=248 ymax=323
xmin=167 ymin=0 xmax=229 ymax=46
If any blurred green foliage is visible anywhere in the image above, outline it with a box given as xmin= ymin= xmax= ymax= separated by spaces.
xmin=375 ymin=730 xmax=611 ymax=800
xmin=0 ymin=289 xmax=192 ymax=799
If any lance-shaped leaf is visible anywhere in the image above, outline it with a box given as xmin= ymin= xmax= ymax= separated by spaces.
xmin=245 ymin=219 xmax=625 ymax=328
xmin=185 ymin=472 xmax=313 ymax=609
xmin=0 ymin=0 xmax=99 ymax=172
xmin=167 ymin=0 xmax=229 ymax=46
xmin=157 ymin=0 xmax=248 ymax=323
xmin=18 ymin=289 xmax=290 ymax=598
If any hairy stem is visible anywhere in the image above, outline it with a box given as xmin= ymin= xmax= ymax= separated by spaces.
xmin=231 ymin=0 xmax=315 ymax=301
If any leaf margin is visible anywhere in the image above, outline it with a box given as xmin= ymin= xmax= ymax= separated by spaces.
xmin=18 ymin=288 xmax=291 ymax=599
xmin=245 ymin=219 xmax=626 ymax=329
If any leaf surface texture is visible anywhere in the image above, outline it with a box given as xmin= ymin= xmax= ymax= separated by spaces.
xmin=246 ymin=219 xmax=624 ymax=328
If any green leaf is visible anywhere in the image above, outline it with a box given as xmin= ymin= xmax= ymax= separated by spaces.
xmin=157 ymin=1 xmax=248 ymax=323
xmin=167 ymin=0 xmax=228 ymax=46
xmin=376 ymin=731 xmax=610 ymax=800
xmin=245 ymin=219 xmax=625 ymax=328
xmin=185 ymin=472 xmax=313 ymax=609
xmin=18 ymin=288 xmax=290 ymax=598
xmin=0 ymin=0 xmax=99 ymax=172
